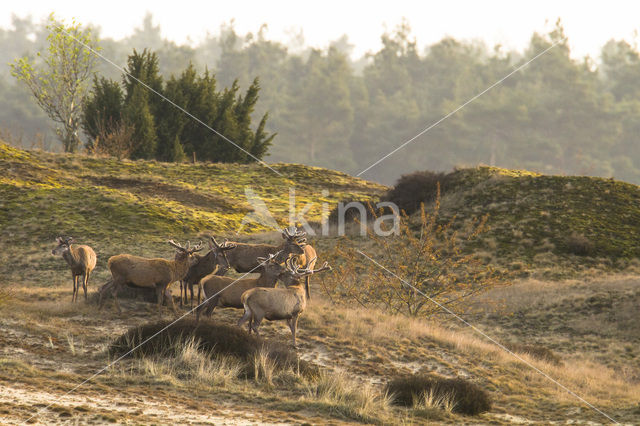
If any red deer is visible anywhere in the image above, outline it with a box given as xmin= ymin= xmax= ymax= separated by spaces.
xmin=180 ymin=237 xmax=236 ymax=308
xmin=52 ymin=236 xmax=97 ymax=302
xmin=195 ymin=253 xmax=286 ymax=322
xmin=98 ymin=240 xmax=202 ymax=314
xmin=238 ymin=257 xmax=331 ymax=347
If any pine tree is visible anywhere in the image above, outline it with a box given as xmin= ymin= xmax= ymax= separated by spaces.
xmin=124 ymin=84 xmax=157 ymax=159
xmin=82 ymin=76 xmax=124 ymax=150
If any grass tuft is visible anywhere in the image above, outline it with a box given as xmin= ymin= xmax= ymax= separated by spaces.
xmin=386 ymin=374 xmax=491 ymax=416
xmin=109 ymin=318 xmax=317 ymax=377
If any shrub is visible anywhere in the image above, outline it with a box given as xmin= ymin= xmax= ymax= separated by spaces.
xmin=323 ymin=191 xmax=506 ymax=319
xmin=384 ymin=170 xmax=453 ymax=214
xmin=386 ymin=374 xmax=491 ymax=416
xmin=507 ymin=343 xmax=563 ymax=366
xmin=109 ymin=318 xmax=317 ymax=377
xmin=565 ymin=233 xmax=594 ymax=256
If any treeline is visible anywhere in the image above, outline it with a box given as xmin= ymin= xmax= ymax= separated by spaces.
xmin=3 ymin=15 xmax=640 ymax=184
xmin=82 ymin=49 xmax=273 ymax=162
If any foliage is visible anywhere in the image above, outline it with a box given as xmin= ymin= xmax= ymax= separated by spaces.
xmin=10 ymin=14 xmax=98 ymax=153
xmin=324 ymin=187 xmax=505 ymax=318
xmin=81 ymin=48 xmax=273 ymax=162
xmin=384 ymin=170 xmax=453 ymax=214
xmin=386 ymin=374 xmax=491 ymax=415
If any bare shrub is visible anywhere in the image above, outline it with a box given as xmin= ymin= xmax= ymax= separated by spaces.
xmin=87 ymin=114 xmax=136 ymax=159
xmin=386 ymin=374 xmax=491 ymax=416
xmin=323 ymin=187 xmax=506 ymax=318
xmin=506 ymin=343 xmax=563 ymax=366
xmin=565 ymin=233 xmax=594 ymax=256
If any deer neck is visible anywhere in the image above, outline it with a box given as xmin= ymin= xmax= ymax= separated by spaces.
xmin=173 ymin=256 xmax=191 ymax=281
xmin=62 ymin=246 xmax=80 ymax=267
xmin=256 ymin=271 xmax=277 ymax=287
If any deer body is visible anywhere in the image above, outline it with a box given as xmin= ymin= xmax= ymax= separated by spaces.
xmin=180 ymin=238 xmax=236 ymax=308
xmin=238 ymin=259 xmax=330 ymax=347
xmin=98 ymin=241 xmax=202 ymax=314
xmin=223 ymin=227 xmax=306 ymax=273
xmin=52 ymin=237 xmax=97 ymax=302
xmin=196 ymin=255 xmax=284 ymax=322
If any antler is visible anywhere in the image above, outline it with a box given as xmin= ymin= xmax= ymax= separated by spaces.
xmin=169 ymin=240 xmax=203 ymax=253
xmin=310 ymin=261 xmax=332 ymax=274
xmin=211 ymin=237 xmax=237 ymax=250
xmin=168 ymin=240 xmax=185 ymax=251
xmin=256 ymin=252 xmax=278 ymax=264
xmin=222 ymin=239 xmax=236 ymax=250
xmin=189 ymin=241 xmax=204 ymax=253
xmin=283 ymin=226 xmax=307 ymax=240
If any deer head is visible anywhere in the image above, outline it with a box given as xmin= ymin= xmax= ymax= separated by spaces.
xmin=168 ymin=240 xmax=204 ymax=264
xmin=282 ymin=256 xmax=331 ymax=299
xmin=52 ymin=236 xmax=74 ymax=255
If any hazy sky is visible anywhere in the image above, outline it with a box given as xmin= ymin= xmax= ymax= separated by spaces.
xmin=2 ymin=1 xmax=639 ymax=60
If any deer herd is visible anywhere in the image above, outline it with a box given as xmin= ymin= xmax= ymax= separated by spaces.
xmin=50 ymin=228 xmax=331 ymax=347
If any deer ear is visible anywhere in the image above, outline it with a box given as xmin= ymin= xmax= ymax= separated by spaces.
xmin=56 ymin=237 xmax=62 ymax=243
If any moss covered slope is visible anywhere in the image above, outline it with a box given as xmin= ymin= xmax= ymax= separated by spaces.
xmin=437 ymin=166 xmax=640 ymax=272
xmin=0 ymin=142 xmax=386 ymax=284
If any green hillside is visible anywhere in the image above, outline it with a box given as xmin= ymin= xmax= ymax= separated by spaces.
xmin=433 ymin=166 xmax=640 ymax=276
xmin=0 ymin=142 xmax=386 ymax=284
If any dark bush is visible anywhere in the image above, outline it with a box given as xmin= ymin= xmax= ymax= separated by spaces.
xmin=507 ymin=343 xmax=563 ymax=366
xmin=565 ymin=233 xmax=594 ymax=256
xmin=386 ymin=374 xmax=491 ymax=416
xmin=109 ymin=318 xmax=317 ymax=376
xmin=384 ymin=170 xmax=452 ymax=215
xmin=328 ymin=198 xmax=376 ymax=224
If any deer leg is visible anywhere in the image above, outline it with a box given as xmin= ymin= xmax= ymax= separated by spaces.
xmin=82 ymin=271 xmax=89 ymax=302
xmin=189 ymin=282 xmax=195 ymax=309
xmin=237 ymin=308 xmax=252 ymax=329
xmin=179 ymin=281 xmax=184 ymax=307
xmin=289 ymin=315 xmax=300 ymax=348
xmin=250 ymin=315 xmax=263 ymax=336
xmin=111 ymin=282 xmax=122 ymax=314
xmin=98 ymin=279 xmax=113 ymax=309
xmin=164 ymin=284 xmax=177 ymax=315
xmin=71 ymin=275 xmax=78 ymax=302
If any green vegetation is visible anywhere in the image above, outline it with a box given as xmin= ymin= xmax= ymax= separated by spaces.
xmin=10 ymin=14 xmax=99 ymax=153
xmin=0 ymin=142 xmax=385 ymax=286
xmin=433 ymin=167 xmax=640 ymax=275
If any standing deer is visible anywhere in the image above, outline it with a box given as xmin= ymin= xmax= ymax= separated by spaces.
xmin=223 ymin=227 xmax=306 ymax=273
xmin=180 ymin=237 xmax=236 ymax=308
xmin=51 ymin=236 xmax=97 ymax=302
xmin=238 ymin=257 xmax=331 ymax=347
xmin=195 ymin=253 xmax=286 ymax=322
xmin=98 ymin=240 xmax=203 ymax=314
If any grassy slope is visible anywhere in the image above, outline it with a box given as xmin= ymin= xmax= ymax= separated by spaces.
xmin=0 ymin=142 xmax=386 ymax=285
xmin=435 ymin=166 xmax=640 ymax=277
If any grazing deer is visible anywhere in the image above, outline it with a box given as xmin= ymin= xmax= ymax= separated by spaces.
xmin=98 ymin=240 xmax=202 ymax=314
xmin=223 ymin=227 xmax=306 ymax=273
xmin=195 ymin=253 xmax=286 ymax=322
xmin=51 ymin=236 xmax=97 ymax=302
xmin=238 ymin=257 xmax=331 ymax=347
xmin=180 ymin=237 xmax=236 ymax=308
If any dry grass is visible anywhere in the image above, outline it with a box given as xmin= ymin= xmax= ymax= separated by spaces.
xmin=305 ymin=371 xmax=392 ymax=423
